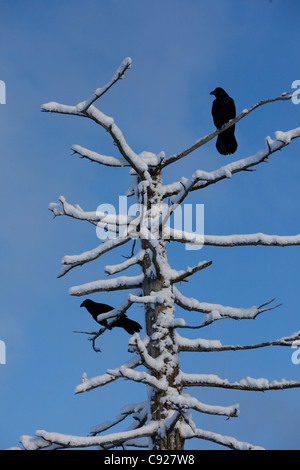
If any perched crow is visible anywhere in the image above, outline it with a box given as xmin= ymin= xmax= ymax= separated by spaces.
xmin=80 ymin=299 xmax=142 ymax=335
xmin=210 ymin=87 xmax=238 ymax=155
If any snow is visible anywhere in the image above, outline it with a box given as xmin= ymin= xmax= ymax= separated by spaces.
xmin=128 ymin=292 xmax=165 ymax=305
xmin=138 ymin=150 xmax=164 ymax=166
xmin=69 ymin=273 xmax=144 ymax=296
xmin=75 ymin=355 xmax=141 ymax=394
xmin=57 ymin=237 xmax=130 ymax=278
xmin=34 ymin=422 xmax=158 ymax=449
xmin=71 ymin=144 xmax=128 ymax=167
xmin=75 ymin=57 xmax=132 ymax=113
xmin=19 ymin=435 xmax=53 ymax=450
xmin=173 ymin=285 xmax=261 ymax=322
xmin=165 ymin=393 xmax=239 ymax=418
xmin=89 ymin=401 xmax=146 ymax=435
xmin=166 ymin=227 xmax=300 ymax=247
xmin=62 ymin=238 xmax=129 ymax=268
xmin=105 ymin=250 xmax=145 ymax=276
xmin=162 ymin=125 xmax=300 ymax=198
xmin=180 ymin=372 xmax=300 ymax=391
xmin=49 ymin=195 xmax=131 ymax=225
xmin=41 ymin=102 xmax=80 ymax=114
xmin=175 ymin=332 xmax=222 ymax=350
xmin=179 ymin=423 xmax=264 ymax=450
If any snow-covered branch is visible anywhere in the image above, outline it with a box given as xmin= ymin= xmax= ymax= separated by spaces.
xmin=169 ymin=260 xmax=212 ymax=284
xmin=162 ymin=125 xmax=300 ymax=199
xmin=128 ymin=292 xmax=166 ymax=305
xmin=89 ymin=401 xmax=146 ymax=436
xmin=165 ymin=393 xmax=239 ymax=418
xmin=86 ymin=106 xmax=150 ymax=178
xmin=69 ymin=273 xmax=144 ymax=296
xmin=176 ymin=330 xmax=300 ymax=352
xmin=179 ymin=423 xmax=264 ymax=450
xmin=76 ymin=57 xmax=132 ymax=113
xmin=180 ymin=373 xmax=300 ymax=392
xmin=107 ymin=365 xmax=167 ymax=391
xmin=173 ymin=286 xmax=278 ymax=326
xmin=161 ymin=90 xmax=300 ymax=168
xmin=58 ymin=237 xmax=130 ymax=278
xmin=49 ymin=195 xmax=131 ymax=226
xmin=128 ymin=333 xmax=164 ymax=374
xmin=92 ymin=406 xmax=148 ymax=450
xmin=43 ymin=106 xmax=148 ymax=179
xmin=104 ymin=249 xmax=145 ymax=276
xmin=22 ymin=422 xmax=158 ymax=450
xmin=71 ymin=145 xmax=161 ymax=168
xmin=75 ymin=355 xmax=141 ymax=394
xmin=42 ymin=58 xmax=151 ymax=179
xmin=96 ymin=290 xmax=143 ymax=324
xmin=166 ymin=229 xmax=300 ymax=247
xmin=71 ymin=144 xmax=129 ymax=167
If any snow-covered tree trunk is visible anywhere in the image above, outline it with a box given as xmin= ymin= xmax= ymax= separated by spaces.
xmin=139 ymin=172 xmax=184 ymax=450
xmin=15 ymin=58 xmax=300 ymax=451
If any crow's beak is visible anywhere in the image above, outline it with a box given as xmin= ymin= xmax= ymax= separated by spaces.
xmin=210 ymin=90 xmax=216 ymax=96
xmin=80 ymin=301 xmax=84 ymax=307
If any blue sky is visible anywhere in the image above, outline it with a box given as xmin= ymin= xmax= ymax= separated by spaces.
xmin=1 ymin=0 xmax=300 ymax=450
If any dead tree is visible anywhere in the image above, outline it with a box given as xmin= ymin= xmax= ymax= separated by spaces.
xmin=18 ymin=58 xmax=300 ymax=450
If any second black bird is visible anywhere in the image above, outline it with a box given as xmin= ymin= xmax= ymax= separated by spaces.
xmin=210 ymin=87 xmax=238 ymax=155
xmin=80 ymin=299 xmax=142 ymax=335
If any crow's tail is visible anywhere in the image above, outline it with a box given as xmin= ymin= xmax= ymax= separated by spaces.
xmin=216 ymin=128 xmax=238 ymax=155
xmin=114 ymin=315 xmax=142 ymax=335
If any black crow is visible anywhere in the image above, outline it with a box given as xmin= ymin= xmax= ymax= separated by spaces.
xmin=80 ymin=299 xmax=142 ymax=335
xmin=210 ymin=87 xmax=237 ymax=155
